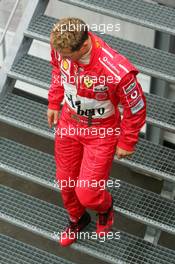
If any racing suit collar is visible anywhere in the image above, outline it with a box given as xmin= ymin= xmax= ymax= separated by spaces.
xmin=77 ymin=32 xmax=102 ymax=69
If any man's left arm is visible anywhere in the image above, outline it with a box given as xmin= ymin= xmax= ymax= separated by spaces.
xmin=116 ymin=72 xmax=146 ymax=159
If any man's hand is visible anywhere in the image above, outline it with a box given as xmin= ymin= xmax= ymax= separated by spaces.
xmin=47 ymin=109 xmax=61 ymax=128
xmin=116 ymin=146 xmax=134 ymax=159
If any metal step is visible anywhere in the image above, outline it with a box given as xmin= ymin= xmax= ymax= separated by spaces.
xmin=0 ymin=93 xmax=174 ymax=182
xmin=1 ymin=185 xmax=175 ymax=264
xmin=0 ymin=234 xmax=75 ymax=264
xmin=58 ymin=0 xmax=175 ymax=35
xmin=8 ymin=55 xmax=175 ymax=133
xmin=25 ymin=14 xmax=175 ymax=83
xmin=0 ymin=137 xmax=175 ymax=234
xmin=0 ymin=92 xmax=54 ymax=139
xmin=9 ymin=55 xmax=50 ymax=90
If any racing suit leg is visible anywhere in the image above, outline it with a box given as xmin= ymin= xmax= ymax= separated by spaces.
xmin=54 ymin=117 xmax=86 ymax=222
xmin=75 ymin=127 xmax=119 ymax=213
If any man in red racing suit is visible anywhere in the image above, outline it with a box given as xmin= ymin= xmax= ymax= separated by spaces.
xmin=47 ymin=18 xmax=146 ymax=247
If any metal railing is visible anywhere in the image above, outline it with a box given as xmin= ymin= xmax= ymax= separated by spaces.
xmin=0 ymin=0 xmax=20 ymax=60
xmin=153 ymin=0 xmax=175 ymax=8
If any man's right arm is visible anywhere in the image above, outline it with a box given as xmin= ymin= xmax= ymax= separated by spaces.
xmin=47 ymin=47 xmax=64 ymax=128
xmin=48 ymin=48 xmax=64 ymax=111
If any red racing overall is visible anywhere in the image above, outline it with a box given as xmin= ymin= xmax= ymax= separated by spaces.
xmin=48 ymin=32 xmax=146 ymax=222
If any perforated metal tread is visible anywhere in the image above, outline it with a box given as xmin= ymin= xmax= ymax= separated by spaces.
xmin=0 ymin=234 xmax=75 ymax=264
xmin=114 ymin=137 xmax=175 ymax=182
xmin=9 ymin=55 xmax=50 ymax=89
xmin=25 ymin=14 xmax=175 ymax=83
xmin=1 ymin=185 xmax=175 ymax=264
xmin=0 ymin=137 xmax=175 ymax=234
xmin=9 ymin=54 xmax=175 ymax=132
xmin=0 ymin=93 xmax=174 ymax=181
xmin=58 ymin=0 xmax=175 ymax=35
xmin=0 ymin=92 xmax=54 ymax=139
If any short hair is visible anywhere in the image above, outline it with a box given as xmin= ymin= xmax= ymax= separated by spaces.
xmin=51 ymin=17 xmax=89 ymax=52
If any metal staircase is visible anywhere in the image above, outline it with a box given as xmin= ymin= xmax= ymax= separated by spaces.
xmin=0 ymin=0 xmax=175 ymax=263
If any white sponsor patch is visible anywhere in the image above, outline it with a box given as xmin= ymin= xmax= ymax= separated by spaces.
xmin=63 ymin=83 xmax=115 ymax=118
xmin=123 ymin=81 xmax=136 ymax=95
xmin=126 ymin=85 xmax=141 ymax=107
xmin=93 ymin=85 xmax=108 ymax=92
xmin=131 ymin=98 xmax=144 ymax=114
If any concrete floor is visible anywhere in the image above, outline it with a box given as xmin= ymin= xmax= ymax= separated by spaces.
xmin=0 ymin=120 xmax=175 ymax=264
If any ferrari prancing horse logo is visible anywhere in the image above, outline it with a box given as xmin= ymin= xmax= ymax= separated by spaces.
xmin=62 ymin=59 xmax=69 ymax=71
xmin=84 ymin=76 xmax=93 ymax=88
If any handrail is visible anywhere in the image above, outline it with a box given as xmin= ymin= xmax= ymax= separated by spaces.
xmin=0 ymin=0 xmax=20 ymax=60
xmin=153 ymin=0 xmax=175 ymax=8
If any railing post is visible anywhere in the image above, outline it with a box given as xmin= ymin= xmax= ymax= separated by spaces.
xmin=0 ymin=0 xmax=20 ymax=60
xmin=0 ymin=0 xmax=49 ymax=99
xmin=2 ymin=39 xmax=6 ymax=61
xmin=145 ymin=31 xmax=172 ymax=144
xmin=145 ymin=0 xmax=175 ymax=241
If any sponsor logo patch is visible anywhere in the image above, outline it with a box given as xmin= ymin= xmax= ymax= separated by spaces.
xmin=126 ymin=86 xmax=141 ymax=106
xmin=75 ymin=101 xmax=105 ymax=116
xmin=61 ymin=59 xmax=70 ymax=73
xmin=93 ymin=85 xmax=108 ymax=92
xmin=131 ymin=98 xmax=144 ymax=114
xmin=95 ymin=92 xmax=108 ymax=100
xmin=102 ymin=56 xmax=120 ymax=74
xmin=123 ymin=81 xmax=136 ymax=94
xmin=95 ymin=40 xmax=101 ymax=48
xmin=62 ymin=59 xmax=69 ymax=70
xmin=84 ymin=76 xmax=94 ymax=88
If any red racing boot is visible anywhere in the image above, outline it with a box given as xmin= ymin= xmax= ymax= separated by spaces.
xmin=59 ymin=211 xmax=91 ymax=247
xmin=96 ymin=199 xmax=114 ymax=237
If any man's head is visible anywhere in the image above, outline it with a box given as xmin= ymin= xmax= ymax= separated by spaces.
xmin=51 ymin=17 xmax=90 ymax=61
